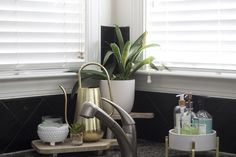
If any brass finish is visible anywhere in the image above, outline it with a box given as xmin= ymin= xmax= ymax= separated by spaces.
xmin=75 ymin=87 xmax=103 ymax=142
xmin=216 ymin=137 xmax=219 ymax=157
xmin=75 ymin=62 xmax=113 ymax=142
xmin=165 ymin=136 xmax=169 ymax=157
xmin=191 ymin=141 xmax=195 ymax=157
xmin=165 ymin=135 xmax=219 ymax=157
xmin=78 ymin=62 xmax=114 ymax=116
xmin=59 ymin=84 xmax=103 ymax=141
xmin=59 ymin=85 xmax=70 ymax=129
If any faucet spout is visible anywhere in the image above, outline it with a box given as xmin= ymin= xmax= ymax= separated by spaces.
xmin=80 ymin=101 xmax=137 ymax=157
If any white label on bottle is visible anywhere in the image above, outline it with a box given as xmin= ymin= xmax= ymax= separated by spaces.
xmin=199 ymin=124 xmax=207 ymax=134
xmin=176 ymin=113 xmax=181 ymax=134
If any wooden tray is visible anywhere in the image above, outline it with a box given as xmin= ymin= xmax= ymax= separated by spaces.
xmin=32 ymin=138 xmax=118 ymax=154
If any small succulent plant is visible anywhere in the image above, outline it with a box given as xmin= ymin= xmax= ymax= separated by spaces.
xmin=69 ymin=123 xmax=85 ymax=134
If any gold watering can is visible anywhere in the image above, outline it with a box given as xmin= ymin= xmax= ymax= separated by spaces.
xmin=73 ymin=62 xmax=113 ymax=142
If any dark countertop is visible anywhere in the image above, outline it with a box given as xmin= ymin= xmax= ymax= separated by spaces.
xmin=58 ymin=139 xmax=236 ymax=157
xmin=1 ymin=139 xmax=235 ymax=157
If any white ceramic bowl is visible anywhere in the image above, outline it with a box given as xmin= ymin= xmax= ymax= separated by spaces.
xmin=37 ymin=123 xmax=69 ymax=146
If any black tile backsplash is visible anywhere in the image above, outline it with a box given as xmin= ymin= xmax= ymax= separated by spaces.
xmin=133 ymin=91 xmax=236 ymax=154
xmin=0 ymin=95 xmax=75 ymax=153
xmin=0 ymin=91 xmax=236 ymax=154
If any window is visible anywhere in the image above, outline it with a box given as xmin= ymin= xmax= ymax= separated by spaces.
xmin=130 ymin=0 xmax=236 ymax=99
xmin=0 ymin=0 xmax=86 ymax=76
xmin=145 ymin=0 xmax=236 ymax=74
xmin=0 ymin=0 xmax=105 ymax=99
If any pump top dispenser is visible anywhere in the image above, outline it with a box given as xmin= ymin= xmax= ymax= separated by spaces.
xmin=173 ymin=94 xmax=187 ymax=134
xmin=180 ymin=93 xmax=198 ymax=135
xmin=177 ymin=94 xmax=185 ymax=106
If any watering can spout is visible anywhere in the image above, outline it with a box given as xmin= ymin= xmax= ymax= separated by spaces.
xmin=59 ymin=85 xmax=70 ymax=128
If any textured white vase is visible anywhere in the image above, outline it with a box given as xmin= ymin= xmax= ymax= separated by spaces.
xmin=100 ymin=79 xmax=135 ymax=115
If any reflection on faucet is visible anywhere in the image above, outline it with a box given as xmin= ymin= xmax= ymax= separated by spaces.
xmin=80 ymin=98 xmax=137 ymax=157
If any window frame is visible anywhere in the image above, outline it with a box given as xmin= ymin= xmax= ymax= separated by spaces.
xmin=131 ymin=0 xmax=236 ymax=99
xmin=0 ymin=0 xmax=101 ymax=100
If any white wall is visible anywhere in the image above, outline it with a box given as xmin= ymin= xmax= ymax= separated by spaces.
xmin=100 ymin=0 xmax=133 ymax=27
xmin=101 ymin=0 xmax=115 ymax=26
xmin=113 ymin=0 xmax=132 ymax=27
xmin=100 ymin=0 xmax=143 ymax=41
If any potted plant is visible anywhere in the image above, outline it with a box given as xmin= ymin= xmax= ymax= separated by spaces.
xmin=69 ymin=122 xmax=85 ymax=145
xmin=100 ymin=25 xmax=162 ymax=114
xmin=72 ymin=25 xmax=164 ymax=113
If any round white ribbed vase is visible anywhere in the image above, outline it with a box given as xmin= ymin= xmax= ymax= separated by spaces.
xmin=100 ymin=79 xmax=135 ymax=115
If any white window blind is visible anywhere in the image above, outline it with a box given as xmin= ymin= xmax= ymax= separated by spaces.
xmin=145 ymin=0 xmax=236 ymax=73
xmin=0 ymin=0 xmax=86 ymax=76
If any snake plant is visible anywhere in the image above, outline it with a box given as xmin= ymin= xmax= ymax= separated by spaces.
xmin=83 ymin=25 xmax=159 ymax=80
xmin=71 ymin=25 xmax=160 ymax=97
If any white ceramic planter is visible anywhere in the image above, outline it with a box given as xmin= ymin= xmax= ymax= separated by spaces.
xmin=100 ymin=79 xmax=135 ymax=115
xmin=37 ymin=124 xmax=69 ymax=146
xmin=169 ymin=129 xmax=216 ymax=151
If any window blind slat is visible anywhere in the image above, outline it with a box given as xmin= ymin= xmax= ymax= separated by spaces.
xmin=0 ymin=21 xmax=82 ymax=32
xmin=0 ymin=33 xmax=84 ymax=42
xmin=0 ymin=10 xmax=84 ymax=23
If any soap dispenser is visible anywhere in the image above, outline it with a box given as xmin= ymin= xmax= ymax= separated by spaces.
xmin=180 ymin=93 xmax=199 ymax=135
xmin=174 ymin=94 xmax=186 ymax=134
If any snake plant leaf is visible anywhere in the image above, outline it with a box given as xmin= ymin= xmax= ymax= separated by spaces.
xmin=110 ymin=43 xmax=121 ymax=62
xmin=115 ymin=25 xmax=124 ymax=51
xmin=150 ymin=62 xmax=159 ymax=71
xmin=121 ymin=41 xmax=131 ymax=68
xmin=81 ymin=70 xmax=107 ymax=79
xmin=110 ymin=43 xmax=124 ymax=72
xmin=103 ymin=50 xmax=114 ymax=65
xmin=124 ymin=62 xmax=133 ymax=79
xmin=161 ymin=63 xmax=170 ymax=71
xmin=129 ymin=43 xmax=159 ymax=63
xmin=104 ymin=62 xmax=116 ymax=77
xmin=130 ymin=31 xmax=147 ymax=53
xmin=71 ymin=81 xmax=78 ymax=99
xmin=130 ymin=56 xmax=155 ymax=77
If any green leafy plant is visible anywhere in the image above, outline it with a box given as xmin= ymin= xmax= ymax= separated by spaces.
xmin=69 ymin=123 xmax=85 ymax=134
xmin=83 ymin=25 xmax=160 ymax=80
xmin=71 ymin=25 xmax=164 ymax=97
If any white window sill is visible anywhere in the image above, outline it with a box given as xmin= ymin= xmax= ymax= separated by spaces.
xmin=135 ymin=70 xmax=236 ymax=99
xmin=0 ymin=72 xmax=77 ymax=100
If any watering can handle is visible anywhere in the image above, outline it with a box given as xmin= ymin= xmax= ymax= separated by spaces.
xmin=78 ymin=62 xmax=114 ymax=116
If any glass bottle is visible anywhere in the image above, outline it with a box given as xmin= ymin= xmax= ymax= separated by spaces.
xmin=180 ymin=93 xmax=199 ymax=135
xmin=174 ymin=94 xmax=187 ymax=134
xmin=196 ymin=97 xmax=213 ymax=134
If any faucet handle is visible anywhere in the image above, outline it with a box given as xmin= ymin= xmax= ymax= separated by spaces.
xmin=101 ymin=97 xmax=135 ymax=125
